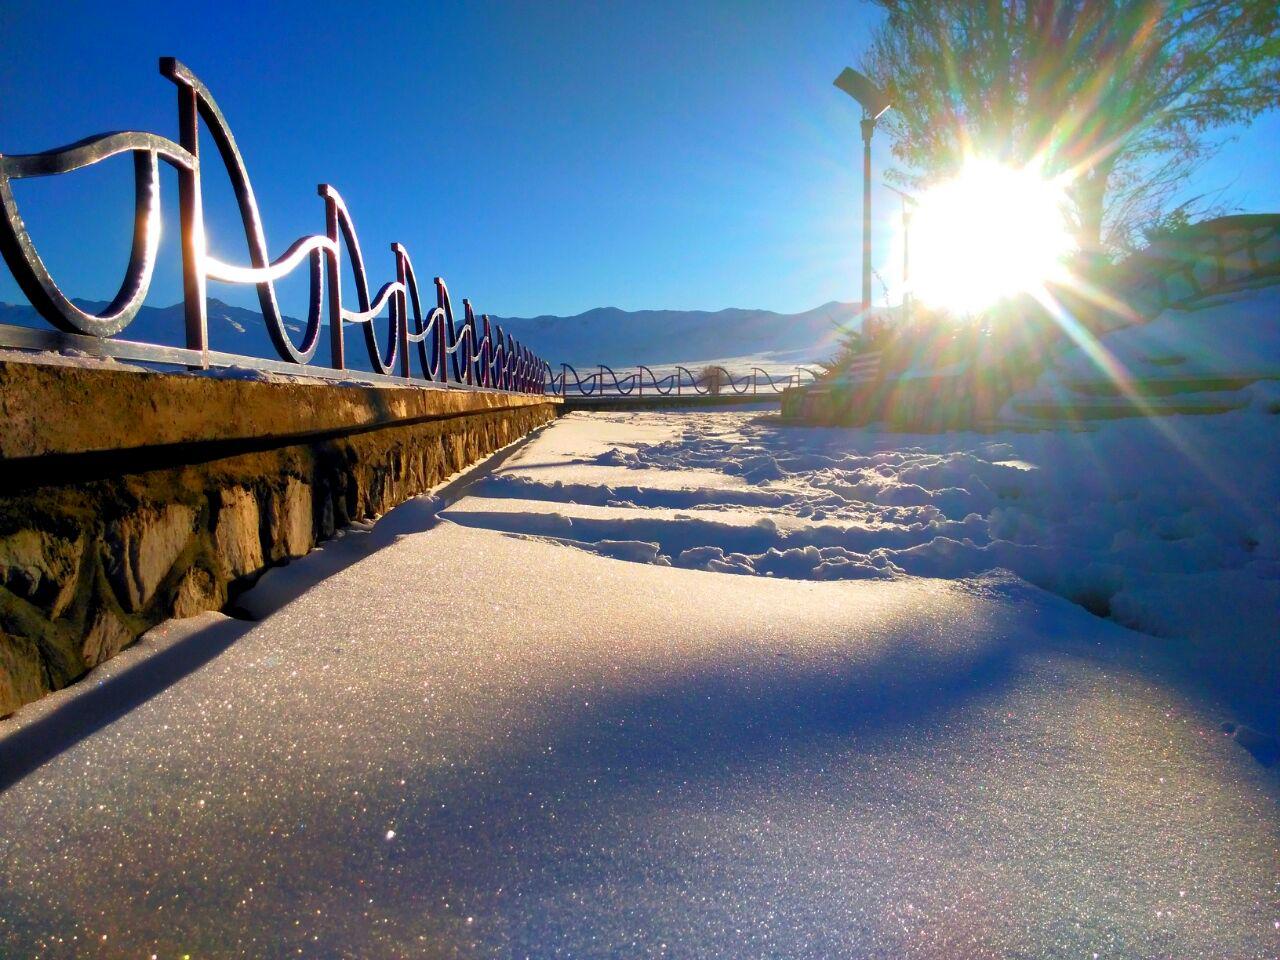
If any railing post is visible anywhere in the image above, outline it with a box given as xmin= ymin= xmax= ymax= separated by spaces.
xmin=173 ymin=79 xmax=208 ymax=365
xmin=395 ymin=246 xmax=410 ymax=378
xmin=462 ymin=300 xmax=477 ymax=386
xmin=323 ymin=190 xmax=344 ymax=370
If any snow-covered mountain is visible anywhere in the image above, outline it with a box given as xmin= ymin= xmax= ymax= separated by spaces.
xmin=0 ymin=297 xmax=307 ymax=360
xmin=493 ymin=302 xmax=858 ymax=367
xmin=0 ymin=298 xmax=858 ymax=370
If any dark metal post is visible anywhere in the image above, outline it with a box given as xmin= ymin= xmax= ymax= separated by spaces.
xmin=174 ymin=82 xmax=208 ymax=363
xmin=463 ymin=300 xmax=477 ymax=386
xmin=323 ymin=191 xmax=344 ymax=370
xmin=395 ymin=247 xmax=410 ymax=378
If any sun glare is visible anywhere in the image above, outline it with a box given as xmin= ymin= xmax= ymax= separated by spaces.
xmin=908 ymin=159 xmax=1075 ymax=315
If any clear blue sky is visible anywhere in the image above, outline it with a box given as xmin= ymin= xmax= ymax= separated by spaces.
xmin=1 ymin=0 xmax=1277 ymax=318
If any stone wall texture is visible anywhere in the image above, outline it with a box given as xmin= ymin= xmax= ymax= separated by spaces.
xmin=0 ymin=359 xmax=558 ymax=716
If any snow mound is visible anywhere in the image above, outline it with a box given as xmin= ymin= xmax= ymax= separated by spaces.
xmin=450 ymin=394 xmax=1277 ymax=719
xmin=1004 ymin=281 xmax=1280 ymax=419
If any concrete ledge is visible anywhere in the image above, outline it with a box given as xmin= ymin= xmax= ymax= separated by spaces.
xmin=0 ymin=356 xmax=556 ymax=461
xmin=0 ymin=358 xmax=560 ymax=716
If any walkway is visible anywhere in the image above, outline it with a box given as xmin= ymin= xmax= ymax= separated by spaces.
xmin=1 ymin=411 xmax=1276 ymax=959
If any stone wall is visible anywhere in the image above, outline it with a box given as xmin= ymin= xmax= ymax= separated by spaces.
xmin=780 ymin=362 xmax=1041 ymax=431
xmin=0 ymin=359 xmax=559 ymax=715
xmin=1116 ymin=213 xmax=1280 ymax=320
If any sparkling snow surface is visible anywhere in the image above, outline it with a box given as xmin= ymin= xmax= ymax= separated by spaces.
xmin=2 ymin=411 xmax=1279 ymax=959
xmin=450 ymin=400 xmax=1280 ymax=715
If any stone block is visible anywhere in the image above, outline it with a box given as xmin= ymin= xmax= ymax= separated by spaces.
xmin=318 ymin=488 xmax=336 ymax=540
xmin=268 ymin=478 xmax=313 ymax=560
xmin=0 ymin=629 xmax=48 ymax=716
xmin=172 ymin=566 xmax=225 ymax=619
xmin=214 ymin=487 xmax=264 ymax=579
xmin=81 ymin=606 xmax=133 ymax=668
xmin=1252 ymin=232 xmax=1280 ymax=273
xmin=1191 ymin=255 xmax=1220 ymax=293
xmin=1162 ymin=270 xmax=1199 ymax=304
xmin=105 ymin=504 xmax=197 ymax=612
xmin=0 ymin=529 xmax=84 ymax=619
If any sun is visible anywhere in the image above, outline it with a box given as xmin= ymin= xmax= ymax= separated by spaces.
xmin=907 ymin=159 xmax=1076 ymax=315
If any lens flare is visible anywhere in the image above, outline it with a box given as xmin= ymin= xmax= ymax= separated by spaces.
xmin=909 ymin=159 xmax=1075 ymax=315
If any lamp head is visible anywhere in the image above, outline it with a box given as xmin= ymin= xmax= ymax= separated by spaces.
xmin=834 ymin=67 xmax=890 ymax=119
xmin=884 ymin=183 xmax=917 ymax=205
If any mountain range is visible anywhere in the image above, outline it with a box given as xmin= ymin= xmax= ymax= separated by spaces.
xmin=0 ymin=297 xmax=859 ymax=371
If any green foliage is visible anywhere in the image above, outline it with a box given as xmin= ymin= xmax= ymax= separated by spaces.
xmin=821 ymin=296 xmax=1070 ymax=386
xmin=863 ymin=1 xmax=1280 ymax=256
xmin=1141 ymin=205 xmax=1195 ymax=245
xmin=820 ymin=313 xmax=896 ymax=377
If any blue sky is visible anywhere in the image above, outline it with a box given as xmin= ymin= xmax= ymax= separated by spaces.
xmin=1 ymin=0 xmax=1277 ymax=318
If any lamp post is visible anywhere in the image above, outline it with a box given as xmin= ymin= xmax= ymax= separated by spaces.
xmin=884 ymin=183 xmax=916 ymax=327
xmin=833 ymin=67 xmax=890 ymax=317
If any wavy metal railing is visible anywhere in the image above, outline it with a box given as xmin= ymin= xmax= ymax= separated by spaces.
xmin=545 ymin=363 xmax=820 ymax=398
xmin=0 ymin=58 xmax=547 ymax=393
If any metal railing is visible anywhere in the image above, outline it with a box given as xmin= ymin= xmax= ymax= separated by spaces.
xmin=547 ymin=363 xmax=821 ymax=398
xmin=0 ymin=58 xmax=548 ymax=394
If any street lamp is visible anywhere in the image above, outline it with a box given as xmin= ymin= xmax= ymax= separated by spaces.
xmin=833 ymin=67 xmax=890 ymax=317
xmin=884 ymin=183 xmax=916 ymax=327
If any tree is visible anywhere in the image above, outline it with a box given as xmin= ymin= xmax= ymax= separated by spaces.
xmin=863 ymin=1 xmax=1280 ymax=259
xmin=820 ymin=312 xmax=896 ymax=377
xmin=698 ymin=364 xmax=727 ymax=395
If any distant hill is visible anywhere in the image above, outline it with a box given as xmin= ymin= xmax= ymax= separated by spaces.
xmin=0 ymin=298 xmax=861 ymax=370
xmin=0 ymin=297 xmax=307 ymax=361
xmin=493 ymin=302 xmax=859 ymax=367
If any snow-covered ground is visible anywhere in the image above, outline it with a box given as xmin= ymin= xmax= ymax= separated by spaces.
xmin=448 ymin=400 xmax=1280 ymax=728
xmin=1053 ymin=282 xmax=1280 ymax=386
xmin=1 ymin=401 xmax=1277 ymax=958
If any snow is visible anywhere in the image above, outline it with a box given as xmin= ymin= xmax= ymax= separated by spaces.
xmin=1008 ymin=285 xmax=1280 ymax=416
xmin=1 ymin=291 xmax=1278 ymax=957
xmin=0 ymin=347 xmax=150 ymax=373
xmin=1054 ymin=284 xmax=1280 ymax=384
xmin=0 ymin=346 xmax=438 ymax=390
xmin=447 ymin=403 xmax=1278 ymax=715
xmin=440 ymin=288 xmax=1280 ymax=729
xmin=1 ymin=414 xmax=1277 ymax=956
